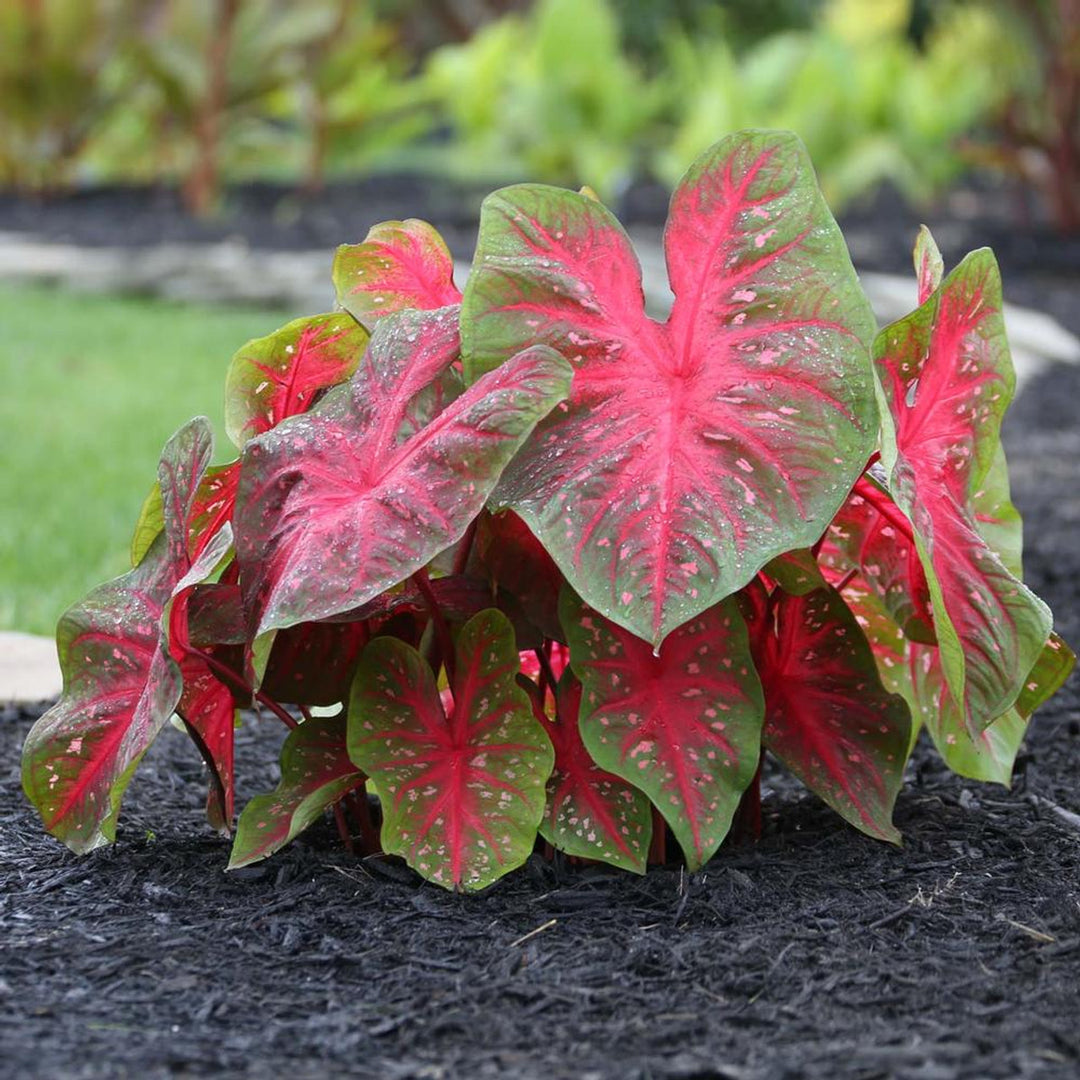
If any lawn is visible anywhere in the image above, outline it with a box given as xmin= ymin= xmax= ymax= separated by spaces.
xmin=1 ymin=285 xmax=285 ymax=635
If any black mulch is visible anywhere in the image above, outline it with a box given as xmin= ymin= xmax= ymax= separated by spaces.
xmin=4 ymin=173 xmax=1080 ymax=345
xmin=2 ymin=184 xmax=1080 ymax=1079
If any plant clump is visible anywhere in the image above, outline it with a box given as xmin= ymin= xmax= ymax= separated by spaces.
xmin=22 ymin=130 xmax=1074 ymax=892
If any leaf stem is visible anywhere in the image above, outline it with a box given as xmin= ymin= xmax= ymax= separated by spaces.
xmin=187 ymin=646 xmax=299 ymax=730
xmin=731 ymin=761 xmax=763 ymax=844
xmin=413 ymin=566 xmax=456 ymax=684
xmin=834 ymin=567 xmax=860 ymax=594
xmin=534 ymin=642 xmax=559 ymax=715
xmin=332 ymin=801 xmax=355 ymax=855
xmin=853 ymin=476 xmax=915 ymax=544
xmin=452 ymin=517 xmax=479 ymax=576
xmin=347 ymin=784 xmax=381 ymax=854
xmin=648 ymin=808 xmax=667 ymax=865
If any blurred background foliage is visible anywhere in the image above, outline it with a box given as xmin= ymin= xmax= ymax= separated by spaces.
xmin=0 ymin=0 xmax=1076 ymax=227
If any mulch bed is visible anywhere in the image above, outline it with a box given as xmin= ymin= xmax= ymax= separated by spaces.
xmin=2 ymin=182 xmax=1079 ymax=1079
xmin=5 ymin=173 xmax=1080 ymax=337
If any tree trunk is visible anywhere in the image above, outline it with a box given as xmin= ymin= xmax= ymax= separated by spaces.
xmin=182 ymin=0 xmax=241 ymax=218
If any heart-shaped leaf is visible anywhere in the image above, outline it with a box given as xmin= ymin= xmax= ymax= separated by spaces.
xmin=747 ymin=582 xmax=911 ymax=842
xmin=130 ymin=481 xmax=165 ymax=567
xmin=130 ymin=459 xmax=241 ymax=569
xmin=874 ymin=245 xmax=1053 ymax=731
xmin=474 ymin=509 xmax=565 ymax=641
xmin=536 ymin=670 xmax=652 ymax=873
xmin=348 ymin=608 xmax=553 ymax=891
xmin=167 ymin=523 xmax=238 ymax=831
xmin=235 ymin=307 xmax=573 ymax=637
xmin=176 ymin=655 xmax=238 ymax=834
xmin=914 ymin=224 xmax=944 ymax=304
xmin=260 ymin=622 xmax=369 ymax=706
xmin=333 ymin=219 xmax=462 ymax=327
xmin=225 ymin=312 xmax=368 ymax=448
xmin=1015 ymin=633 xmax=1075 ymax=718
xmin=22 ymin=419 xmax=215 ymax=852
xmin=187 ymin=461 xmax=241 ymax=561
xmin=901 ymin=642 xmax=1022 ymax=785
xmin=828 ymin=561 xmax=1070 ymax=785
xmin=561 ymin=588 xmax=764 ymax=870
xmin=462 ymin=130 xmax=877 ymax=648
xmin=823 ymin=482 xmax=935 ymax=644
xmin=763 ymin=548 xmax=827 ymax=596
xmin=228 ymin=713 xmax=364 ymax=869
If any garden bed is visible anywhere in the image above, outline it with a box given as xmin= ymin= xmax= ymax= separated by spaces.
xmin=2 ymin=176 xmax=1080 ymax=1078
xmin=4 ymin=176 xmax=1080 ymax=341
xmin=2 ymin=355 xmax=1078 ymax=1079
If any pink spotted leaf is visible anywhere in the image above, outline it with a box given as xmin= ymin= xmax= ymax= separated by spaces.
xmin=901 ymin=642 xmax=1022 ymax=785
xmin=874 ymin=243 xmax=1053 ymax=732
xmin=348 ymin=608 xmax=553 ymax=891
xmin=260 ymin=622 xmax=370 ymax=707
xmin=820 ymin=553 xmax=1033 ymax=786
xmin=747 ymin=582 xmax=911 ymax=842
xmin=763 ymin=548 xmax=827 ymax=596
xmin=914 ymin=225 xmax=944 ymax=304
xmin=333 ymin=219 xmax=462 ymax=328
xmin=537 ymin=671 xmax=652 ymax=873
xmin=225 ymin=312 xmax=368 ymax=448
xmin=166 ymin=523 xmax=239 ymax=830
xmin=130 ymin=459 xmax=241 ymax=569
xmin=176 ymin=655 xmax=238 ymax=833
xmin=561 ymin=588 xmax=764 ymax=871
xmin=235 ymin=307 xmax=573 ymax=637
xmin=462 ymin=129 xmax=878 ymax=648
xmin=821 ymin=481 xmax=936 ymax=644
xmin=187 ymin=461 xmax=241 ymax=561
xmin=473 ymin=509 xmax=566 ymax=642
xmin=21 ymin=418 xmax=215 ymax=852
xmin=228 ymin=713 xmax=364 ymax=869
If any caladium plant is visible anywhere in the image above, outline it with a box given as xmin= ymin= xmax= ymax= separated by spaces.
xmin=23 ymin=130 xmax=1074 ymax=892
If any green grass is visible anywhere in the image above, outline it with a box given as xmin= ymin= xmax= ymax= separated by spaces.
xmin=1 ymin=285 xmax=282 ymax=636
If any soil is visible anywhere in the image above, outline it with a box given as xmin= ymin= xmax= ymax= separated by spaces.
xmin=2 ymin=180 xmax=1080 ymax=1079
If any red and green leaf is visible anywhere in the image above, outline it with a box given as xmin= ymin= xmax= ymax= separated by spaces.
xmin=167 ymin=523 xmax=239 ymax=831
xmin=235 ymin=307 xmax=573 ymax=637
xmin=131 ymin=459 xmax=241 ymax=570
xmin=461 ymin=129 xmax=877 ymax=648
xmin=348 ymin=608 xmax=553 ymax=891
xmin=748 ymin=583 xmax=911 ymax=842
xmin=832 ymin=557 xmax=1071 ymax=786
xmin=333 ymin=219 xmax=462 ymax=328
xmin=228 ymin=713 xmax=364 ymax=869
xmin=176 ymin=654 xmax=238 ymax=833
xmin=187 ymin=461 xmax=241 ymax=561
xmin=130 ymin=481 xmax=165 ymax=567
xmin=763 ymin=548 xmax=827 ymax=596
xmin=537 ymin=671 xmax=652 ymax=873
xmin=914 ymin=224 xmax=944 ymax=304
xmin=1015 ymin=633 xmax=1075 ymax=718
xmin=260 ymin=622 xmax=370 ymax=706
xmin=225 ymin=312 xmax=368 ymax=448
xmin=187 ymin=582 xmax=247 ymax=647
xmin=561 ymin=588 xmax=764 ymax=871
xmin=822 ymin=481 xmax=935 ymax=644
xmin=902 ymin=643 xmax=1020 ymax=785
xmin=21 ymin=419 xmax=214 ymax=852
xmin=874 ymin=244 xmax=1053 ymax=731
xmin=474 ymin=509 xmax=565 ymax=641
